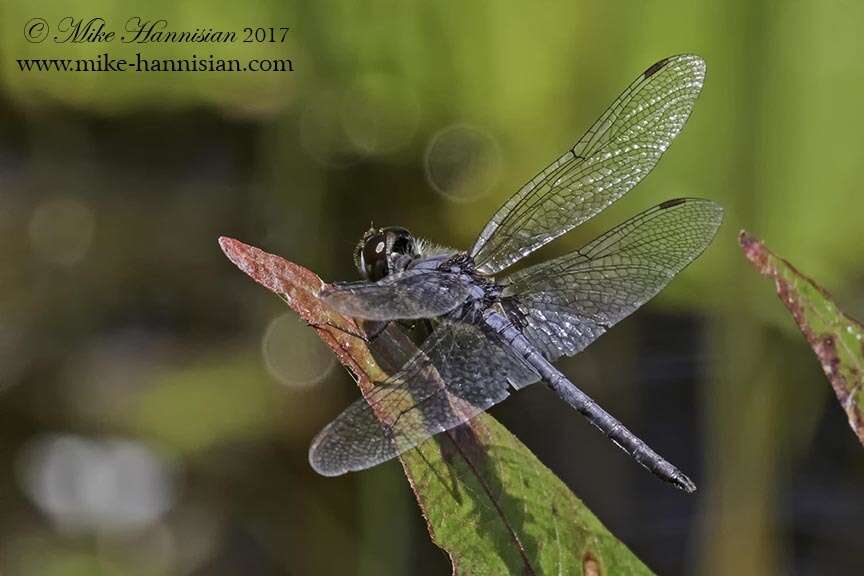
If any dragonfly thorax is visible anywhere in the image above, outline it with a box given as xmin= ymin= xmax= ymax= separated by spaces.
xmin=354 ymin=226 xmax=419 ymax=281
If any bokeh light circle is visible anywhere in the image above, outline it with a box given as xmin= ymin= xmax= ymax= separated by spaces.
xmin=17 ymin=435 xmax=178 ymax=534
xmin=261 ymin=313 xmax=336 ymax=388
xmin=424 ymin=124 xmax=502 ymax=203
xmin=341 ymin=73 xmax=420 ymax=155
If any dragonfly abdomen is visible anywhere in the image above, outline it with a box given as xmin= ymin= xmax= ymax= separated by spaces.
xmin=484 ymin=310 xmax=697 ymax=493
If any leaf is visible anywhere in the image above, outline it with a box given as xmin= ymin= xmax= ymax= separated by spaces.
xmin=219 ymin=236 xmax=654 ymax=576
xmin=739 ymin=231 xmax=864 ymax=447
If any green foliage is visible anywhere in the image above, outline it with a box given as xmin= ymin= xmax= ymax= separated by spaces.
xmin=220 ymin=236 xmax=654 ymax=576
xmin=399 ymin=415 xmax=653 ymax=575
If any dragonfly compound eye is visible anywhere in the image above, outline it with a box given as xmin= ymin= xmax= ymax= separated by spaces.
xmin=354 ymin=226 xmax=416 ymax=281
xmin=356 ymin=232 xmax=386 ymax=281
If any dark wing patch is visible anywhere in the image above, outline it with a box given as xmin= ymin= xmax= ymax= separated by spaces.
xmin=643 ymin=57 xmax=670 ymax=78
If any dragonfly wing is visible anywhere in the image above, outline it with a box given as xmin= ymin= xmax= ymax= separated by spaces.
xmin=502 ymin=198 xmax=723 ymax=362
xmin=470 ymin=55 xmax=706 ymax=275
xmin=321 ymin=268 xmax=475 ymax=321
xmin=309 ymin=319 xmax=540 ymax=476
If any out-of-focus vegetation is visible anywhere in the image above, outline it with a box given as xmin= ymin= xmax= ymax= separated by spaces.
xmin=1 ymin=1 xmax=863 ymax=575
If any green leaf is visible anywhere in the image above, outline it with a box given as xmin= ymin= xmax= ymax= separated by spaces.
xmin=740 ymin=231 xmax=864 ymax=447
xmin=219 ymin=236 xmax=654 ymax=576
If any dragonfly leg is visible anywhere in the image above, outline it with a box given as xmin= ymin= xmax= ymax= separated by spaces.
xmin=360 ymin=320 xmax=390 ymax=341
xmin=306 ymin=320 xmax=366 ymax=341
xmin=306 ymin=319 xmax=390 ymax=343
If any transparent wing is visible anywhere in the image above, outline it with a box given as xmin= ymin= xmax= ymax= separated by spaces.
xmin=320 ymin=268 xmax=475 ymax=321
xmin=470 ymin=55 xmax=706 ymax=275
xmin=309 ymin=319 xmax=540 ymax=476
xmin=501 ymin=198 xmax=723 ymax=362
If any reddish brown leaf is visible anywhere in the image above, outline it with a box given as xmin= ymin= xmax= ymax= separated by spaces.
xmin=740 ymin=231 xmax=864 ymax=447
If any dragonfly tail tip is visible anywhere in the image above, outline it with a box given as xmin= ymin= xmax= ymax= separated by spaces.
xmin=673 ymin=473 xmax=697 ymax=494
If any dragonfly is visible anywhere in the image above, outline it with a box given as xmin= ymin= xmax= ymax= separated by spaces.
xmin=309 ymin=54 xmax=722 ymax=492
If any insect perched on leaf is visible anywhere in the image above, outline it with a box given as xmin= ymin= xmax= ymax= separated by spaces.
xmin=310 ymin=55 xmax=721 ymax=492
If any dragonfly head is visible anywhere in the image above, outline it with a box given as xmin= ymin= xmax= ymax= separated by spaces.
xmin=354 ymin=226 xmax=419 ymax=281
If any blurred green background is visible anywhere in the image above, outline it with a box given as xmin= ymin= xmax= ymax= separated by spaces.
xmin=1 ymin=1 xmax=863 ymax=574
